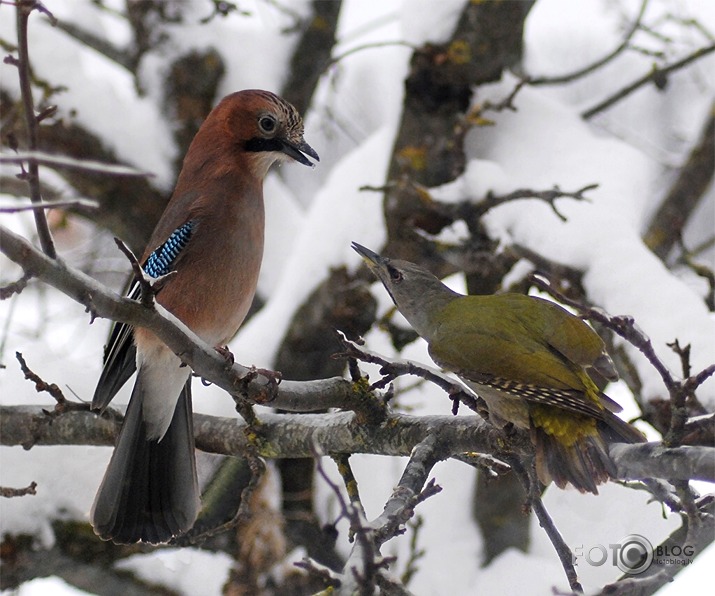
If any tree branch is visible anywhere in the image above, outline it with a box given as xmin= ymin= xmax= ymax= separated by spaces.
xmin=0 ymin=151 xmax=155 ymax=178
xmin=372 ymin=434 xmax=444 ymax=548
xmin=582 ymin=42 xmax=715 ymax=120
xmin=610 ymin=442 xmax=715 ymax=482
xmin=526 ymin=0 xmax=650 ymax=86
xmin=335 ymin=331 xmax=483 ymax=415
xmin=643 ymin=103 xmax=715 ymax=262
xmin=0 ymin=198 xmax=98 ymax=213
xmin=0 ymin=223 xmax=365 ymax=413
xmin=0 ymin=482 xmax=37 ymax=498
xmin=530 ymin=274 xmax=715 ymax=426
xmin=1 ymin=406 xmax=710 ymax=485
xmin=9 ymin=0 xmax=57 ymax=258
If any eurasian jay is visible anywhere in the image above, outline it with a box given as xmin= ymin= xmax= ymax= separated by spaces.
xmin=90 ymin=89 xmax=318 ymax=544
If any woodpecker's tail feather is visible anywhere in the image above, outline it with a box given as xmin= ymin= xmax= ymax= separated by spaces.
xmin=90 ymin=379 xmax=200 ymax=544
xmin=533 ymin=415 xmax=646 ymax=495
xmin=600 ymin=409 xmax=647 ymax=444
xmin=534 ymin=429 xmax=612 ymax=494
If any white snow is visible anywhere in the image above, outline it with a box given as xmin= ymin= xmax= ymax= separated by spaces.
xmin=1 ymin=0 xmax=713 ymax=594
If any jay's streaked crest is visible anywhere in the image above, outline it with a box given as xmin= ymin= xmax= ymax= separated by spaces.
xmin=90 ymin=90 xmax=318 ymax=544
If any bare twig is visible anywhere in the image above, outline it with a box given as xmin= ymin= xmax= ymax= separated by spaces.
xmin=582 ymin=42 xmax=715 ymax=119
xmin=293 ymin=557 xmax=342 ymax=590
xmin=508 ymin=457 xmax=583 ymax=593
xmin=331 ymin=453 xmax=367 ymax=541
xmin=453 ymin=452 xmax=512 ymax=476
xmin=0 ymin=271 xmax=32 ymax=299
xmin=668 ymin=339 xmax=692 ymax=379
xmin=529 ymin=274 xmax=715 ymax=419
xmin=393 ymin=180 xmax=598 ymax=226
xmin=112 ymin=236 xmax=176 ymax=309
xmin=0 ymin=481 xmax=37 ymax=498
xmin=474 ymin=184 xmax=598 ymax=222
xmin=9 ymin=0 xmax=57 ymax=258
xmin=526 ymin=0 xmax=650 ymax=86
xmin=52 ymin=19 xmax=133 ymax=71
xmin=327 ymin=40 xmax=415 ymax=71
xmin=14 ymin=351 xmax=90 ymax=422
xmin=603 ymin=491 xmax=715 ymax=593
xmin=176 ymin=454 xmax=266 ymax=545
xmin=335 ymin=331 xmax=482 ymax=415
xmin=314 ymin=450 xmax=390 ymax=594
xmin=15 ymin=351 xmax=64 ymax=403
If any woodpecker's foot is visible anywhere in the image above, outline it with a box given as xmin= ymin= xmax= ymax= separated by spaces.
xmin=215 ymin=345 xmax=235 ymax=366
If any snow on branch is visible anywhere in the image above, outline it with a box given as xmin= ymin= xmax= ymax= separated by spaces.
xmin=0 ymin=223 xmax=363 ymax=414
xmin=0 ymin=151 xmax=155 ymax=178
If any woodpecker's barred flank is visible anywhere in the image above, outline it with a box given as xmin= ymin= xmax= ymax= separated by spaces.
xmin=463 ymin=374 xmax=606 ymax=419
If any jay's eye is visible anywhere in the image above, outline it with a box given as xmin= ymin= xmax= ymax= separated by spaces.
xmin=388 ymin=266 xmax=403 ymax=283
xmin=258 ymin=115 xmax=276 ymax=134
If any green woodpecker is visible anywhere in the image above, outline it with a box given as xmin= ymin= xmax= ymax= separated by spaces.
xmin=352 ymin=243 xmax=645 ymax=494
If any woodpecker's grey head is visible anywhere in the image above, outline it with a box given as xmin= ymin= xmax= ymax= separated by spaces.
xmin=351 ymin=242 xmax=458 ymax=340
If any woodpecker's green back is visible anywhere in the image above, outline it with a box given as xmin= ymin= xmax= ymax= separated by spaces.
xmin=352 ymin=242 xmax=646 ymax=494
xmin=430 ymin=294 xmax=606 ymax=393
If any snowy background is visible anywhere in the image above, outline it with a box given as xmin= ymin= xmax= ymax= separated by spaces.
xmin=1 ymin=0 xmax=714 ymax=594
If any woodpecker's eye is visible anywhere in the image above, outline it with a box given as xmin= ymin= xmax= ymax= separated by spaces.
xmin=258 ymin=115 xmax=277 ymax=134
xmin=388 ymin=266 xmax=403 ymax=283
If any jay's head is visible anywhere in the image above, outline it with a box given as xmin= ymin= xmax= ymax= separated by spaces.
xmin=206 ymin=89 xmax=319 ymax=177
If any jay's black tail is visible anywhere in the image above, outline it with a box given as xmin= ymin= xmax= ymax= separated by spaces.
xmin=90 ymin=379 xmax=200 ymax=544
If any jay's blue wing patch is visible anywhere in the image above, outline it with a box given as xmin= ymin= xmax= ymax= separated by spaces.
xmin=92 ymin=221 xmax=195 ymax=411
xmin=144 ymin=221 xmax=194 ymax=279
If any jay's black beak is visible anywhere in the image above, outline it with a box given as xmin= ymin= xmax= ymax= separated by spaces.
xmin=281 ymin=139 xmax=319 ymax=167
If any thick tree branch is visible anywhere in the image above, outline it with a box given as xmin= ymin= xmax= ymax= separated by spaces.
xmin=0 ymin=223 xmax=365 ymax=412
xmin=372 ymin=434 xmax=444 ymax=548
xmin=383 ymin=0 xmax=535 ymax=269
xmin=610 ymin=442 xmax=715 ymax=483
xmin=281 ymin=0 xmax=342 ymax=116
xmin=644 ymin=103 xmax=715 ymax=262
xmin=1 ymin=406 xmax=711 ymax=485
xmin=0 ymin=406 xmax=499 ymax=460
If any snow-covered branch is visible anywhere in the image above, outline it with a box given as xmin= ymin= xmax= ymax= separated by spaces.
xmin=0 ymin=223 xmax=367 ymax=414
xmin=610 ymin=442 xmax=715 ymax=483
xmin=1 ymin=405 xmax=712 ymax=485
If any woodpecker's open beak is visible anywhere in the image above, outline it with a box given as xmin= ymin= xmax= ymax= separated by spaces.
xmin=281 ymin=138 xmax=319 ymax=167
xmin=351 ymin=242 xmax=387 ymax=270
